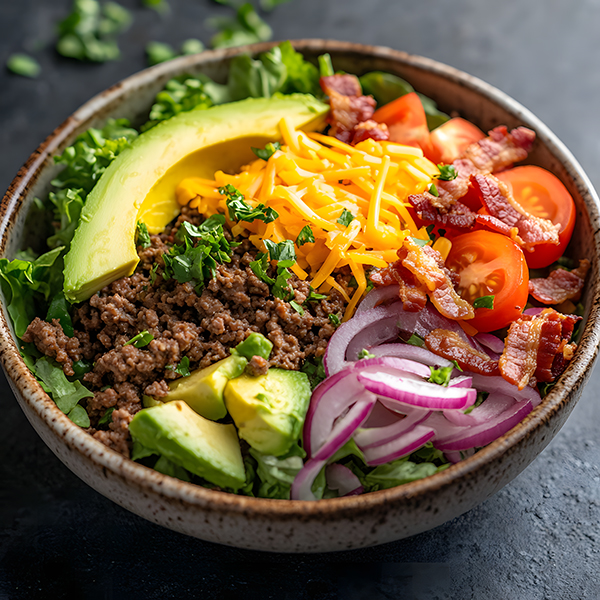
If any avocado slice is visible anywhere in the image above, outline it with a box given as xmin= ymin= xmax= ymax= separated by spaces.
xmin=224 ymin=368 xmax=311 ymax=457
xmin=162 ymin=355 xmax=247 ymax=420
xmin=129 ymin=400 xmax=245 ymax=490
xmin=63 ymin=94 xmax=329 ymax=303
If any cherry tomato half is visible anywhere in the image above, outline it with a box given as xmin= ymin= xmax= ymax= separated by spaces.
xmin=445 ymin=230 xmax=529 ymax=333
xmin=372 ymin=92 xmax=431 ymax=152
xmin=495 ymin=165 xmax=576 ymax=268
xmin=426 ymin=117 xmax=485 ymax=165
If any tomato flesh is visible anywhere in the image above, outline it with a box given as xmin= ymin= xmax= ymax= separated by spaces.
xmin=372 ymin=92 xmax=431 ymax=152
xmin=426 ymin=118 xmax=485 ymax=165
xmin=445 ymin=231 xmax=529 ymax=332
xmin=495 ymin=165 xmax=576 ymax=268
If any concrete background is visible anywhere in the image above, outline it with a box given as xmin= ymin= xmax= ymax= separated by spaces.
xmin=1 ymin=0 xmax=599 ymax=598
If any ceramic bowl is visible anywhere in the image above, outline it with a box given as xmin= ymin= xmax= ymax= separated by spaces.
xmin=1 ymin=40 xmax=599 ymax=553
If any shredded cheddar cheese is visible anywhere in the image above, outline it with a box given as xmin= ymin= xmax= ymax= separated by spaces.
xmin=175 ymin=121 xmax=439 ymax=319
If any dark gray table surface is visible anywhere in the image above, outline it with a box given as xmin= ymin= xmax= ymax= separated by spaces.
xmin=1 ymin=1 xmax=599 ymax=598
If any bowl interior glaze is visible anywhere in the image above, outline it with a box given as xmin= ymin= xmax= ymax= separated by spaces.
xmin=1 ymin=40 xmax=599 ymax=553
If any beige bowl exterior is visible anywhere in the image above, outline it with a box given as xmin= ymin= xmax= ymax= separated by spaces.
xmin=1 ymin=40 xmax=599 ymax=553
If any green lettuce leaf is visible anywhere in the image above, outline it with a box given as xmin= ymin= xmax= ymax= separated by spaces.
xmin=250 ymin=442 xmax=306 ymax=499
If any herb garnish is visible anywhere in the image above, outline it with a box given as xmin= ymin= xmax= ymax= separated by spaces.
xmin=428 ymin=365 xmax=454 ymax=386
xmin=252 ymin=141 xmax=281 ymax=160
xmin=328 ymin=314 xmax=341 ymax=326
xmin=358 ymin=349 xmax=375 ymax=359
xmin=6 ymin=54 xmax=41 ymax=78
xmin=437 ymin=164 xmax=458 ymax=181
xmin=296 ymin=225 xmax=315 ymax=247
xmin=337 ymin=209 xmax=355 ymax=227
xmin=136 ymin=221 xmax=152 ymax=249
xmin=473 ymin=295 xmax=495 ymax=310
xmin=219 ymin=184 xmax=279 ymax=224
xmin=428 ymin=182 xmax=439 ymax=197
xmin=208 ymin=3 xmax=272 ymax=49
xmin=124 ymin=330 xmax=154 ymax=348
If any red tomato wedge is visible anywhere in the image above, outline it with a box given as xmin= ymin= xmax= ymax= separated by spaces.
xmin=495 ymin=165 xmax=576 ymax=268
xmin=372 ymin=92 xmax=431 ymax=151
xmin=426 ymin=117 xmax=485 ymax=164
xmin=445 ymin=231 xmax=529 ymax=333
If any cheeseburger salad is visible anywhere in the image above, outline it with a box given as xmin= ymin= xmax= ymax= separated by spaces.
xmin=1 ymin=43 xmax=588 ymax=500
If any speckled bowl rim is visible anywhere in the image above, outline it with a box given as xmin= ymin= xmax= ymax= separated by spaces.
xmin=1 ymin=39 xmax=599 ymax=523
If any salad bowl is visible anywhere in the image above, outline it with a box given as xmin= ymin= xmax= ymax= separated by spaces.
xmin=1 ymin=39 xmax=599 ymax=553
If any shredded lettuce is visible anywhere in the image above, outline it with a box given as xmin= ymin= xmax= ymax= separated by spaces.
xmin=249 ymin=443 xmax=306 ymax=499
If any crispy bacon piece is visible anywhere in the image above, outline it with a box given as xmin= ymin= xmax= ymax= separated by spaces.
xmin=401 ymin=238 xmax=474 ymax=320
xmin=461 ymin=125 xmax=535 ymax=173
xmin=410 ymin=195 xmax=477 ymax=233
xmin=529 ymin=260 xmax=590 ymax=305
xmin=408 ymin=126 xmax=537 ymax=216
xmin=425 ymin=329 xmax=500 ymax=376
xmin=471 ymin=174 xmax=560 ymax=250
xmin=371 ymin=242 xmax=465 ymax=317
xmin=320 ymin=75 xmax=376 ymax=144
xmin=351 ymin=120 xmax=390 ymax=144
xmin=499 ymin=308 xmax=580 ymax=389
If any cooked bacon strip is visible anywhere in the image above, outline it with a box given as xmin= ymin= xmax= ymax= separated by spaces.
xmin=408 ymin=126 xmax=536 ymax=216
xmin=401 ymin=238 xmax=474 ymax=320
xmin=499 ymin=308 xmax=580 ymax=389
xmin=529 ymin=260 xmax=590 ymax=304
xmin=370 ymin=257 xmax=428 ymax=312
xmin=351 ymin=119 xmax=390 ymax=144
xmin=410 ymin=195 xmax=477 ymax=233
xmin=472 ymin=174 xmax=560 ymax=250
xmin=425 ymin=329 xmax=500 ymax=376
xmin=461 ymin=125 xmax=535 ymax=173
xmin=320 ymin=75 xmax=376 ymax=144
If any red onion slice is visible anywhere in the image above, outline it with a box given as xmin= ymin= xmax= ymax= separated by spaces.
xmin=524 ymin=307 xmax=544 ymax=316
xmin=358 ymin=371 xmax=477 ymax=410
xmin=356 ymin=285 xmax=400 ymax=314
xmin=448 ymin=375 xmax=473 ymax=388
xmin=304 ymin=370 xmax=365 ymax=457
xmin=290 ymin=457 xmax=326 ymax=501
xmin=475 ymin=332 xmax=505 ymax=355
xmin=443 ymin=392 xmax=514 ymax=426
xmin=313 ymin=394 xmax=377 ymax=461
xmin=434 ymin=398 xmax=533 ymax=451
xmin=469 ymin=373 xmax=542 ymax=407
xmin=354 ymin=406 xmax=431 ymax=449
xmin=369 ymin=343 xmax=453 ymax=368
xmin=353 ymin=356 xmax=431 ymax=380
xmin=362 ymin=425 xmax=436 ymax=466
xmin=325 ymin=464 xmax=363 ymax=496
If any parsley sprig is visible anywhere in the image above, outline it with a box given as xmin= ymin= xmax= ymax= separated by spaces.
xmin=219 ymin=184 xmax=279 ymax=224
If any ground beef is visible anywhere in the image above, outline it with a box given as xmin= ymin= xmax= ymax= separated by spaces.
xmin=23 ymin=206 xmax=349 ymax=457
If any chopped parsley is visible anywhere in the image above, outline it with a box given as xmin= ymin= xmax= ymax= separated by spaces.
xmin=98 ymin=407 xmax=116 ymax=427
xmin=6 ymin=54 xmax=41 ymax=78
xmin=174 ymin=356 xmax=191 ymax=377
xmin=301 ymin=356 xmax=326 ymax=389
xmin=250 ymin=244 xmax=296 ymax=302
xmin=306 ymin=288 xmax=327 ymax=303
xmin=410 ymin=237 xmax=429 ymax=247
xmin=406 ymin=333 xmax=426 ymax=348
xmin=290 ymin=300 xmax=304 ymax=315
xmin=337 ymin=208 xmax=355 ymax=227
xmin=328 ymin=314 xmax=341 ymax=326
xmin=296 ymin=225 xmax=315 ymax=247
xmin=124 ymin=330 xmax=154 ymax=348
xmin=136 ymin=221 xmax=152 ymax=249
xmin=473 ymin=295 xmax=495 ymax=310
xmin=252 ymin=141 xmax=281 ymax=160
xmin=219 ymin=184 xmax=278 ymax=224
xmin=264 ymin=239 xmax=296 ymax=262
xmin=428 ymin=182 xmax=439 ymax=197
xmin=428 ymin=365 xmax=454 ymax=386
xmin=437 ymin=164 xmax=458 ymax=181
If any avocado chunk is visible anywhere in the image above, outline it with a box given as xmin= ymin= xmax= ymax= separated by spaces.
xmin=63 ymin=94 xmax=328 ymax=303
xmin=224 ymin=368 xmax=311 ymax=456
xmin=232 ymin=332 xmax=273 ymax=361
xmin=162 ymin=355 xmax=247 ymax=420
xmin=129 ymin=400 xmax=245 ymax=490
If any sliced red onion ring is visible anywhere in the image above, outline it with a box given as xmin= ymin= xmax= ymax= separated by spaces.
xmin=313 ymin=394 xmax=376 ymax=461
xmin=369 ymin=343 xmax=453 ymax=368
xmin=323 ymin=302 xmax=409 ymax=376
xmin=434 ymin=398 xmax=533 ymax=451
xmin=446 ymin=448 xmax=476 ymax=463
xmin=475 ymin=332 xmax=505 ymax=355
xmin=303 ymin=370 xmax=365 ymax=457
xmin=353 ymin=356 xmax=431 ymax=380
xmin=354 ymin=406 xmax=431 ymax=449
xmin=448 ymin=375 xmax=473 ymax=388
xmin=524 ymin=307 xmax=544 ymax=316
xmin=469 ymin=373 xmax=542 ymax=408
xmin=442 ymin=392 xmax=514 ymax=426
xmin=325 ymin=464 xmax=363 ymax=496
xmin=358 ymin=371 xmax=477 ymax=410
xmin=292 ymin=393 xmax=376 ymax=500
xmin=413 ymin=303 xmax=469 ymax=342
xmin=290 ymin=457 xmax=326 ymax=501
xmin=356 ymin=285 xmax=400 ymax=314
xmin=362 ymin=425 xmax=436 ymax=466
